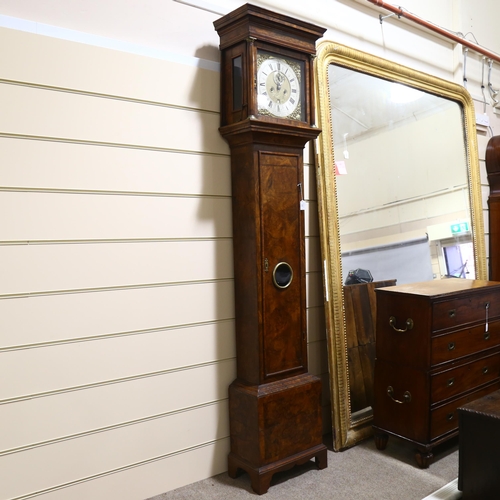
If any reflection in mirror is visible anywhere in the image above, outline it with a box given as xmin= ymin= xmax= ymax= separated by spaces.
xmin=314 ymin=41 xmax=486 ymax=451
xmin=330 ymin=65 xmax=474 ymax=284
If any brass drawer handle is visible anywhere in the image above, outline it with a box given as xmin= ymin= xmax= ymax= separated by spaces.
xmin=449 ymin=309 xmax=456 ymax=318
xmin=448 ymin=342 xmax=455 ymax=351
xmin=447 ymin=377 xmax=455 ymax=387
xmin=484 ymin=332 xmax=491 ymax=340
xmin=483 ymin=366 xmax=489 ymax=374
xmin=389 ymin=316 xmax=414 ymax=333
xmin=447 ymin=412 xmax=454 ymax=421
xmin=387 ymin=386 xmax=412 ymax=404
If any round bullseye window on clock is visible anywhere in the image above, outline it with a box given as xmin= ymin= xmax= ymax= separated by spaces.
xmin=272 ymin=261 xmax=293 ymax=289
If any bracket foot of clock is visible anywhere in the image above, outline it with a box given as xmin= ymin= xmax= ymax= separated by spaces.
xmin=228 ymin=444 xmax=327 ymax=495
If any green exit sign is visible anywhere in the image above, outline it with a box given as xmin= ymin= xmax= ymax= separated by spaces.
xmin=451 ymin=222 xmax=469 ymax=234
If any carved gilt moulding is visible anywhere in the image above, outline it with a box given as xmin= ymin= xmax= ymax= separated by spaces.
xmin=314 ymin=40 xmax=487 ymax=451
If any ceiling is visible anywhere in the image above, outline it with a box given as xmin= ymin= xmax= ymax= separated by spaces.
xmin=0 ymin=0 xmax=227 ymax=62
xmin=328 ymin=63 xmax=459 ymax=146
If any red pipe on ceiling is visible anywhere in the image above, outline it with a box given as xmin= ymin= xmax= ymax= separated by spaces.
xmin=366 ymin=0 xmax=500 ymax=64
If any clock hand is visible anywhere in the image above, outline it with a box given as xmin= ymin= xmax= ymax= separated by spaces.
xmin=274 ymin=71 xmax=285 ymax=92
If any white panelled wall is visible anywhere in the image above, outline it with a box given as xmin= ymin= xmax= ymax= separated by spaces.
xmin=0 ymin=25 xmax=236 ymax=500
xmin=0 ymin=18 xmax=327 ymax=500
xmin=0 ymin=1 xmax=500 ymax=499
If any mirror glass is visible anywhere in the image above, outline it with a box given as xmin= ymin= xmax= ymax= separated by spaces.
xmin=331 ymin=65 xmax=474 ymax=285
xmin=314 ymin=41 xmax=486 ymax=451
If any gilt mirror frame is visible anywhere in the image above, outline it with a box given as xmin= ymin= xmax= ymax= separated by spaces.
xmin=314 ymin=41 xmax=487 ymax=451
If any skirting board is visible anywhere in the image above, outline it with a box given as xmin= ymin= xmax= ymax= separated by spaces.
xmin=422 ymin=478 xmax=462 ymax=500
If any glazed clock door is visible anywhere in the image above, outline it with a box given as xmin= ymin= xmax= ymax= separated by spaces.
xmin=260 ymin=151 xmax=307 ymax=380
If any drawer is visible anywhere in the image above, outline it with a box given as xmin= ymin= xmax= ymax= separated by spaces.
xmin=432 ymin=292 xmax=500 ymax=332
xmin=373 ymin=362 xmax=428 ymax=443
xmin=431 ymin=353 xmax=500 ymax=404
xmin=431 ymin=381 xmax=500 ymax=440
xmin=431 ymin=322 xmax=500 ymax=365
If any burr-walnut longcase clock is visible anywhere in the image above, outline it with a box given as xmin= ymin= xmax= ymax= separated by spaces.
xmin=214 ymin=4 xmax=327 ymax=495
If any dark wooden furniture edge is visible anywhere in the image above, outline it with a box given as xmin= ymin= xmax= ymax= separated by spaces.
xmin=228 ymin=444 xmax=328 ymax=495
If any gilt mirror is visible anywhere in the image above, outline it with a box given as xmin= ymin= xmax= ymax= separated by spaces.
xmin=314 ymin=41 xmax=487 ymax=451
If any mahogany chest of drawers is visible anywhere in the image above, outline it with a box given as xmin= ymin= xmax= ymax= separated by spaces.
xmin=372 ymin=279 xmax=500 ymax=467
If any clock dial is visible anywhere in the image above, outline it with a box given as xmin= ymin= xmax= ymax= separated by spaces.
xmin=257 ymin=53 xmax=302 ymax=119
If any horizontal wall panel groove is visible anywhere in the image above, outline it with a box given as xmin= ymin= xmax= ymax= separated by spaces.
xmin=0 ymin=237 xmax=232 ymax=245
xmin=0 ymin=320 xmax=236 ymax=400
xmin=306 ymin=271 xmax=323 ymax=308
xmin=0 ymin=136 xmax=231 ymax=196
xmin=0 ymin=192 xmax=233 ymax=241
xmin=307 ymin=305 xmax=326 ymax=343
xmin=0 ymin=277 xmax=234 ymax=300
xmin=0 ymin=360 xmax=236 ymax=453
xmin=0 ymin=26 xmax=221 ymax=113
xmin=0 ymin=132 xmax=229 ymax=160
xmin=0 ymin=78 xmax=220 ymax=115
xmin=0 ymin=402 xmax=230 ymax=500
xmin=305 ymin=236 xmax=322 ymax=273
xmin=0 ymin=280 xmax=235 ymax=347
xmin=307 ymin=338 xmax=329 ymax=377
xmin=0 ymin=437 xmax=229 ymax=500
xmin=0 ymin=239 xmax=234 ymax=296
xmin=0 ymin=357 xmax=235 ymax=406
xmin=305 ymin=200 xmax=319 ymax=237
xmin=0 ymin=186 xmax=231 ymax=200
xmin=0 ymin=237 xmax=234 ymax=293
xmin=26 ymin=438 xmax=230 ymax=500
xmin=0 ymin=400 xmax=225 ymax=458
xmin=0 ymin=318 xmax=235 ymax=353
xmin=0 ymin=83 xmax=227 ymax=155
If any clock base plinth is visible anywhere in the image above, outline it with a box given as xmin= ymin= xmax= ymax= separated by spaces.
xmin=228 ymin=444 xmax=327 ymax=495
xmin=228 ymin=374 xmax=327 ymax=494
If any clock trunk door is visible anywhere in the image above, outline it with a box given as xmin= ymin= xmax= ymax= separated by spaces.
xmin=260 ymin=151 xmax=307 ymax=380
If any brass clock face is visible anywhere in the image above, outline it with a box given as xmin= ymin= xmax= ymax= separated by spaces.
xmin=257 ymin=52 xmax=303 ymax=120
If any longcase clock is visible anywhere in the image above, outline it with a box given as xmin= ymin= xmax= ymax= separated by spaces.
xmin=214 ymin=4 xmax=327 ymax=494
